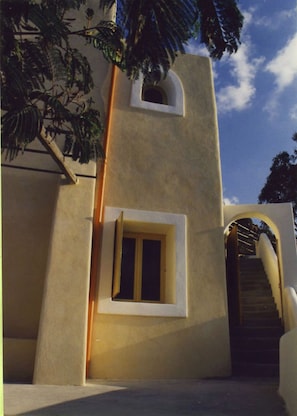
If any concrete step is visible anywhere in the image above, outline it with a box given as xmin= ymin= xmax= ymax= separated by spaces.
xmin=231 ymin=348 xmax=279 ymax=364
xmin=240 ymin=284 xmax=272 ymax=292
xmin=240 ymin=258 xmax=264 ymax=266
xmin=240 ymin=270 xmax=267 ymax=276
xmin=243 ymin=310 xmax=279 ymax=319
xmin=230 ymin=336 xmax=280 ymax=350
xmin=231 ymin=326 xmax=283 ymax=337
xmin=241 ymin=296 xmax=276 ymax=305
xmin=240 ymin=270 xmax=267 ymax=275
xmin=241 ymin=279 xmax=271 ymax=284
xmin=241 ymin=289 xmax=273 ymax=297
xmin=231 ymin=257 xmax=282 ymax=378
xmin=242 ymin=304 xmax=278 ymax=313
xmin=243 ymin=317 xmax=282 ymax=327
xmin=232 ymin=362 xmax=279 ymax=377
xmin=240 ymin=277 xmax=271 ymax=285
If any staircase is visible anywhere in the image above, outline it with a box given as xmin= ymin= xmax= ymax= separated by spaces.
xmin=230 ymin=257 xmax=284 ymax=377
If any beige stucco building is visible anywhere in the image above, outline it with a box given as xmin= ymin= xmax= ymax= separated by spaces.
xmin=3 ymin=50 xmax=232 ymax=383
xmin=2 ymin=6 xmax=297 ymax=411
xmin=89 ymin=56 xmax=230 ymax=379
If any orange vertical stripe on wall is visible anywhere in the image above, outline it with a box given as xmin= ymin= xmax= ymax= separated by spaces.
xmin=86 ymin=65 xmax=118 ymax=377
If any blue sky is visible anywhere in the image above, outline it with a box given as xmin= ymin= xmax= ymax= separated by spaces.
xmin=187 ymin=0 xmax=297 ymax=205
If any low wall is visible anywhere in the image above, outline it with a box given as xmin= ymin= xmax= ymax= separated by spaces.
xmin=3 ymin=338 xmax=36 ymax=382
xmin=279 ymin=287 xmax=297 ymax=415
xmin=256 ymin=233 xmax=282 ymax=317
xmin=283 ymin=287 xmax=297 ymax=332
xmin=279 ymin=327 xmax=297 ymax=416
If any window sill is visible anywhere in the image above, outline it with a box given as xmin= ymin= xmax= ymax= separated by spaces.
xmin=98 ymin=298 xmax=187 ymax=317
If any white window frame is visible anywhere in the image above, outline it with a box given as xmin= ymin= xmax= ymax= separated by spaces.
xmin=130 ymin=70 xmax=185 ymax=116
xmin=98 ymin=207 xmax=188 ymax=317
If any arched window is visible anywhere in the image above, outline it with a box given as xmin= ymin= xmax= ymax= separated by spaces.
xmin=142 ymin=85 xmax=168 ymax=105
xmin=130 ymin=70 xmax=185 ymax=116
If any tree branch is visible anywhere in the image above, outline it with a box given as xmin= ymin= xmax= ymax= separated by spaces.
xmin=38 ymin=127 xmax=78 ymax=184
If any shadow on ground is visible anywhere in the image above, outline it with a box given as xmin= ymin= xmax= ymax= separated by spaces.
xmin=4 ymin=378 xmax=288 ymax=416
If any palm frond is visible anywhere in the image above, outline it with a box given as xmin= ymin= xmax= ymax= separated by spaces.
xmin=115 ymin=0 xmax=197 ymax=79
xmin=196 ymin=0 xmax=243 ymax=59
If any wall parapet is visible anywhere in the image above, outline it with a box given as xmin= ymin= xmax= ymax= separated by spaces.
xmin=256 ymin=233 xmax=282 ymax=318
xmin=283 ymin=286 xmax=297 ymax=332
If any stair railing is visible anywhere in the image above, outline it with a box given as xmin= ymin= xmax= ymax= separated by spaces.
xmin=231 ymin=221 xmax=259 ymax=256
xmin=226 ymin=224 xmax=242 ymax=326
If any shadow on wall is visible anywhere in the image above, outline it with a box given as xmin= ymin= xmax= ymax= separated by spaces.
xmin=89 ymin=318 xmax=231 ymax=380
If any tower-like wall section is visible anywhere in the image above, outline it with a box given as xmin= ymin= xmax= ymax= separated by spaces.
xmin=90 ymin=55 xmax=231 ymax=379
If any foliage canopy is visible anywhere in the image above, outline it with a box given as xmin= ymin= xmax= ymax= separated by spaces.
xmin=1 ymin=0 xmax=243 ymax=164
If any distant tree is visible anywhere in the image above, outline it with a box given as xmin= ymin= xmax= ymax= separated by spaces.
xmin=258 ymin=133 xmax=297 ymax=233
xmin=1 ymin=0 xmax=243 ymax=164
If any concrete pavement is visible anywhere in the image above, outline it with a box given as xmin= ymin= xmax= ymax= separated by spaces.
xmin=4 ymin=378 xmax=288 ymax=416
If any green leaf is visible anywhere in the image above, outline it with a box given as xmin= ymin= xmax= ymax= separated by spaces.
xmin=2 ymin=105 xmax=42 ymax=160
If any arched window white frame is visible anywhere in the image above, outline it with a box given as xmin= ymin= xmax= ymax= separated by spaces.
xmin=130 ymin=70 xmax=185 ymax=116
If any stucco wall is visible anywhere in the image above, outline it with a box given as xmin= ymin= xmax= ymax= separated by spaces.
xmin=90 ymin=55 xmax=231 ymax=379
xmin=2 ymin=168 xmax=58 ymax=338
xmin=32 ymin=1 xmax=116 ymax=385
xmin=2 ymin=1 xmax=113 ymax=384
xmin=279 ymin=328 xmax=297 ymax=416
xmin=33 ymin=174 xmax=97 ymax=385
xmin=2 ymin=166 xmax=58 ymax=381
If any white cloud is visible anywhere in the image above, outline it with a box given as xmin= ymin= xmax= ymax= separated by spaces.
xmin=223 ymin=196 xmax=239 ymax=205
xmin=216 ymin=41 xmax=265 ymax=113
xmin=215 ymin=8 xmax=264 ymax=113
xmin=247 ymin=4 xmax=296 ymax=29
xmin=253 ymin=10 xmax=295 ymax=29
xmin=265 ymin=33 xmax=297 ymax=92
xmin=185 ymin=39 xmax=208 ymax=57
xmin=289 ymin=104 xmax=297 ymax=120
xmin=264 ymin=32 xmax=297 ymax=118
xmin=242 ymin=8 xmax=254 ymax=28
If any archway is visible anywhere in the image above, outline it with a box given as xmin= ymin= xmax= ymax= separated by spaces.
xmin=223 ymin=203 xmax=297 ymax=376
xmin=225 ymin=216 xmax=281 ymax=322
xmin=224 ymin=203 xmax=297 ymax=288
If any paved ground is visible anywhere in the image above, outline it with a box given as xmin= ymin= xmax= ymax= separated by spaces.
xmin=4 ymin=378 xmax=288 ymax=416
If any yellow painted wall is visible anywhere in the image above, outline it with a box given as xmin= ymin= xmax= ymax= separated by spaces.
xmin=2 ymin=167 xmax=58 ymax=381
xmin=90 ymin=55 xmax=231 ymax=379
xmin=280 ymin=328 xmax=297 ymax=416
xmin=3 ymin=338 xmax=36 ymax=382
xmin=2 ymin=169 xmax=58 ymax=339
xmin=2 ymin=1 xmax=114 ymax=385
